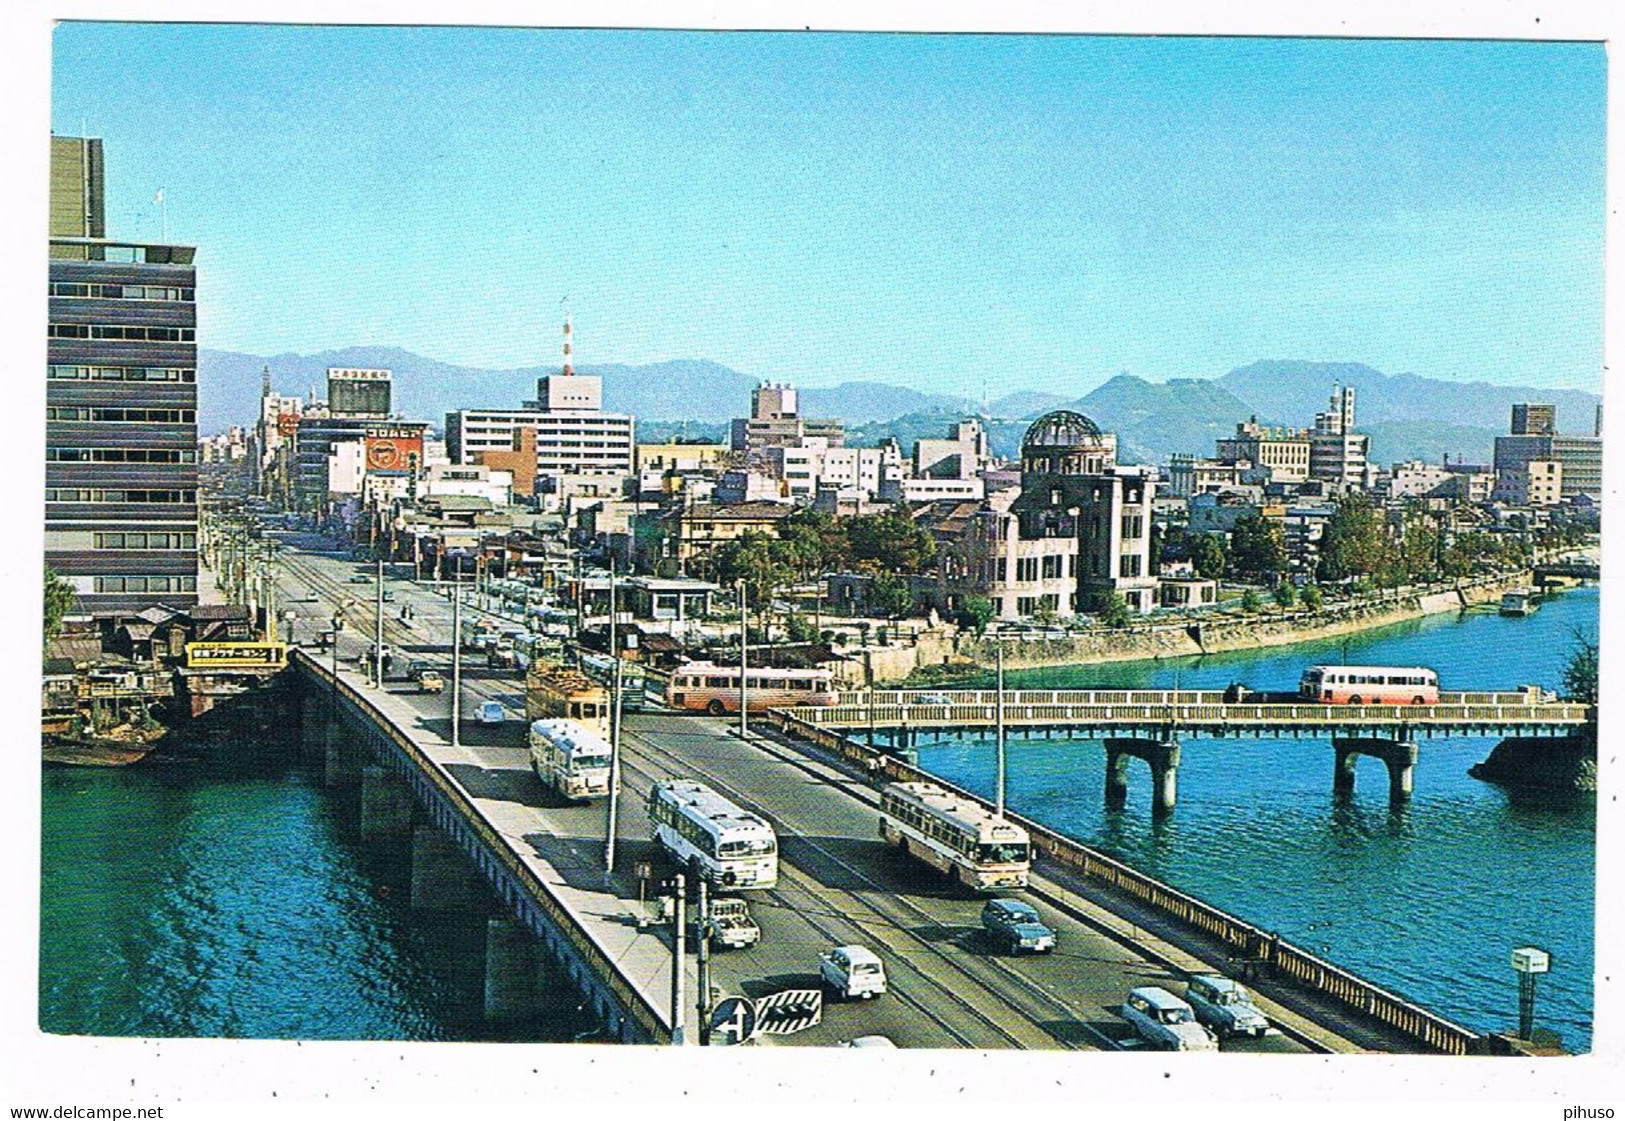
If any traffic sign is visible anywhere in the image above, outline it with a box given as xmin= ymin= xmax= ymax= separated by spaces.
xmin=708 ymin=996 xmax=756 ymax=1046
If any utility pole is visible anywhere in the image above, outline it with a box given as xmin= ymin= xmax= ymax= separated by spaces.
xmin=738 ymin=581 xmax=749 ymax=741
xmin=373 ymin=554 xmax=385 ymax=688
xmin=995 ymin=639 xmax=1006 ymax=818
xmin=451 ymin=571 xmax=463 ymax=750
xmin=696 ymin=878 xmax=712 ymax=1045
xmin=605 ymin=558 xmax=624 ymax=874
xmin=670 ymin=873 xmax=686 ymax=1046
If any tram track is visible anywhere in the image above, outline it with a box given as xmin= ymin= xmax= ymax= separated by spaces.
xmin=617 ymin=722 xmax=1118 ymax=1050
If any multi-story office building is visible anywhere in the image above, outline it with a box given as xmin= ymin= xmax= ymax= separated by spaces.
xmin=1307 ymin=384 xmax=1369 ymax=489
xmin=445 ymin=321 xmax=634 ymax=480
xmin=1492 ymin=404 xmax=1602 ymax=503
xmin=1216 ymin=418 xmax=1310 ymax=483
xmin=1511 ymin=403 xmax=1557 ymax=436
xmin=729 ymin=382 xmax=844 ymax=454
xmin=47 ymin=134 xmax=199 ymax=624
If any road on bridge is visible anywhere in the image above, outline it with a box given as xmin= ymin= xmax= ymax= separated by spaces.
xmin=266 ymin=532 xmax=1329 ymax=1051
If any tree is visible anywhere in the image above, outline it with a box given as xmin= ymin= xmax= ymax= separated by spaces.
xmin=714 ymin=532 xmax=793 ymax=622
xmin=784 ymin=612 xmax=819 ymax=644
xmin=1300 ymin=584 xmax=1324 ymax=612
xmin=1187 ymin=532 xmax=1229 ymax=580
xmin=1239 ymin=587 xmax=1261 ymax=613
xmin=43 ymin=567 xmax=76 ymax=651
xmin=1561 ymin=628 xmax=1598 ymax=705
xmin=1229 ymin=514 xmax=1287 ymax=580
xmin=1095 ymin=590 xmax=1130 ymax=629
xmin=844 ymin=512 xmax=937 ymax=574
xmin=1318 ymin=493 xmax=1390 ymax=584
xmin=956 ymin=595 xmax=996 ymax=635
xmin=778 ymin=508 xmax=846 ymax=577
xmin=1272 ymin=581 xmax=1297 ymax=608
xmin=870 ymin=572 xmax=915 ymax=619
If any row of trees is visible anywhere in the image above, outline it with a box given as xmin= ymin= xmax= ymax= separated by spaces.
xmin=708 ymin=509 xmax=938 ymax=623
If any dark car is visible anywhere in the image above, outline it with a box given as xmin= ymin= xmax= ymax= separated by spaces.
xmin=980 ymin=898 xmax=1056 ymax=954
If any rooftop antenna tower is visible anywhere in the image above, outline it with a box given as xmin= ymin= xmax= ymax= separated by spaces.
xmin=561 ymin=295 xmax=574 ymax=376
xmin=261 ymin=365 xmax=272 ymax=399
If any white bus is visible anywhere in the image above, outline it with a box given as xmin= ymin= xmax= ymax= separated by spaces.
xmin=528 ymin=718 xmax=612 ymax=802
xmin=665 ymin=660 xmax=836 ymax=715
xmin=879 ymin=781 xmax=1031 ymax=892
xmin=647 ymin=779 xmax=778 ymax=889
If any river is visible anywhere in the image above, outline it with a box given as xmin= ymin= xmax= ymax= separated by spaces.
xmin=911 ymin=585 xmax=1598 ymax=1051
xmin=39 ymin=587 xmax=1597 ymax=1050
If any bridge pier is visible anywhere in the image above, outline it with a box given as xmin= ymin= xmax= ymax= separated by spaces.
xmin=1333 ymin=735 xmax=1419 ymax=808
xmin=483 ymin=917 xmax=544 ymax=1023
xmin=360 ymin=766 xmax=415 ymax=841
xmin=410 ymin=825 xmax=481 ymax=910
xmin=323 ymin=722 xmax=364 ymax=787
xmin=1104 ymin=737 xmax=1181 ymax=815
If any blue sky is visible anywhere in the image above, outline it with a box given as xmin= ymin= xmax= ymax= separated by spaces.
xmin=50 ymin=24 xmax=1606 ymax=397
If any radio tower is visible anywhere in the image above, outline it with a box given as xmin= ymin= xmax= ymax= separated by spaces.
xmin=261 ymin=364 xmax=271 ymax=399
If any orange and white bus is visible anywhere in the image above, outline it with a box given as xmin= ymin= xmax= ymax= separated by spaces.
xmin=1299 ymin=665 xmax=1440 ymax=705
xmin=665 ymin=660 xmax=836 ymax=716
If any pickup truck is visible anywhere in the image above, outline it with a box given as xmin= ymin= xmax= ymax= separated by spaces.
xmin=694 ymin=897 xmax=761 ymax=950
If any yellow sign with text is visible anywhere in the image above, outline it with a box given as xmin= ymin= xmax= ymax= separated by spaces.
xmin=185 ymin=641 xmax=288 ymax=669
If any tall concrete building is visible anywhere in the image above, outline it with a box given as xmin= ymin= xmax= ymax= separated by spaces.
xmin=1308 ymin=383 xmax=1369 ymax=489
xmin=1493 ymin=403 xmax=1602 ymax=503
xmin=47 ymin=135 xmax=200 ymax=624
xmin=445 ymin=317 xmax=634 ymax=480
xmin=729 ymin=382 xmax=845 ymax=453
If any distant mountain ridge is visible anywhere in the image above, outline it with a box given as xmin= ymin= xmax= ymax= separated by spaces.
xmin=198 ymin=348 xmax=1599 ymax=469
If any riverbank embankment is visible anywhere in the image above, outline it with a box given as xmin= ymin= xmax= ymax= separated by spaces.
xmin=953 ymin=570 xmax=1533 ymax=673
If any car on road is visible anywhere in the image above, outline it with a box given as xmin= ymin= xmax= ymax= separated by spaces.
xmin=980 ymin=898 xmax=1056 ymax=954
xmin=692 ymin=897 xmax=761 ymax=950
xmin=349 ymin=573 xmax=371 ymax=584
xmin=820 ymin=945 xmax=886 ymax=1001
xmin=416 ymin=670 xmax=445 ymax=694
xmin=477 ymin=701 xmax=505 ymax=725
xmin=1183 ymin=975 xmax=1270 ymax=1038
xmin=837 ymin=1036 xmax=897 ymax=1048
xmin=1119 ymin=986 xmax=1219 ymax=1052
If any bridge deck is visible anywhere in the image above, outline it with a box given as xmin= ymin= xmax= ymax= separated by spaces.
xmin=814 ymin=690 xmax=1588 ymax=734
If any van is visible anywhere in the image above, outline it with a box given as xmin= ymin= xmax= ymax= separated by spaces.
xmin=1184 ymin=975 xmax=1269 ymax=1038
xmin=820 ymin=945 xmax=886 ymax=1000
xmin=477 ymin=701 xmax=505 ymax=725
xmin=1120 ymin=986 xmax=1219 ymax=1052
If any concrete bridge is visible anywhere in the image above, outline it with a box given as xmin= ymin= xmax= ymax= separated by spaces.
xmin=255 ymin=531 xmax=1536 ymax=1054
xmin=812 ymin=688 xmax=1591 ymax=813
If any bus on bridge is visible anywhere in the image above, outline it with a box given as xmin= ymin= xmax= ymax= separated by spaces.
xmin=880 ymin=780 xmax=1031 ymax=892
xmin=1299 ymin=665 xmax=1440 ymax=705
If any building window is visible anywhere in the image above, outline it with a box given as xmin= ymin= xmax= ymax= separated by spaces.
xmin=1042 ymin=555 xmax=1062 ymax=580
xmin=48 ymin=323 xmax=196 ymax=342
xmin=95 ymin=531 xmax=197 ymax=550
xmin=46 ymin=407 xmax=196 ymax=423
xmin=1016 ymin=557 xmax=1039 ymax=582
xmin=93 ymin=575 xmax=198 ymax=594
xmin=1119 ymin=554 xmax=1143 ymax=578
xmin=50 ymin=283 xmax=194 ymax=302
xmin=48 ymin=447 xmax=197 ymax=464
xmin=46 ymin=488 xmax=195 ymax=504
xmin=48 ymin=365 xmax=195 ymax=383
xmin=1121 ymin=514 xmax=1144 ymax=539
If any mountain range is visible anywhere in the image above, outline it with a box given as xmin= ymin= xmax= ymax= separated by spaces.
xmin=199 ymin=347 xmax=1600 ymax=469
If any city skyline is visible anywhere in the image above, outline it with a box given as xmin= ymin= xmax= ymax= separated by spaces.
xmin=49 ymin=25 xmax=1606 ymax=398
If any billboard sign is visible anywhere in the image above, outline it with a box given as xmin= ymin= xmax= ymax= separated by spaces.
xmin=364 ymin=426 xmax=424 ymax=474
xmin=185 ymin=642 xmax=288 ymax=669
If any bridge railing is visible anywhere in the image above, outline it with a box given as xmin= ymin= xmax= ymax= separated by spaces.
xmin=840 ymin=687 xmax=1553 ymax=709
xmin=808 ymin=699 xmax=1589 ymax=730
xmin=294 ymin=651 xmax=670 ymax=1043
xmin=764 ymin=706 xmax=1483 ymax=1055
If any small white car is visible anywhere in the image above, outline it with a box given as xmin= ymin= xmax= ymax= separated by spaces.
xmin=477 ymin=701 xmax=505 ymax=725
xmin=837 ymin=1035 xmax=897 ymax=1048
xmin=1120 ymin=986 xmax=1219 ymax=1052
xmin=820 ymin=945 xmax=887 ymax=1000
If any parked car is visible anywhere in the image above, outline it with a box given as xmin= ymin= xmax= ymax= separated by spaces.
xmin=820 ymin=945 xmax=887 ymax=1000
xmin=980 ymin=898 xmax=1056 ymax=954
xmin=1119 ymin=986 xmax=1219 ymax=1052
xmin=1183 ymin=975 xmax=1269 ymax=1038
xmin=477 ymin=701 xmax=505 ymax=725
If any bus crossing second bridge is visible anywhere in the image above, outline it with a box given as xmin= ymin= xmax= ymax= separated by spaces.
xmin=806 ymin=687 xmax=1592 ymax=813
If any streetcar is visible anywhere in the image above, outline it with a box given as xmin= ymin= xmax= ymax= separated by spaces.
xmin=528 ymin=718 xmax=612 ymax=802
xmin=647 ymin=779 xmax=778 ymax=889
xmin=525 ymin=662 xmax=610 ymax=737
xmin=579 ymin=651 xmax=646 ymax=713
xmin=1298 ymin=665 xmax=1440 ymax=705
xmin=664 ymin=660 xmax=836 ymax=716
xmin=879 ymin=780 xmax=1030 ymax=892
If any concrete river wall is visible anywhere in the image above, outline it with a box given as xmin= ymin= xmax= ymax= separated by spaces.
xmin=956 ymin=571 xmax=1530 ymax=672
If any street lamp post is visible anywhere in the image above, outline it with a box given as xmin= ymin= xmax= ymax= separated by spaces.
xmin=995 ymin=638 xmax=1006 ymax=818
xmin=738 ymin=581 xmax=749 ymax=741
xmin=605 ymin=558 xmax=625 ymax=874
xmin=373 ymin=555 xmax=385 ymax=688
xmin=451 ymin=571 xmax=463 ymax=750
